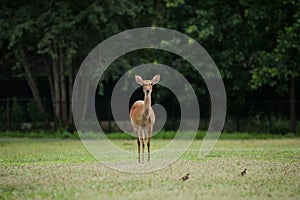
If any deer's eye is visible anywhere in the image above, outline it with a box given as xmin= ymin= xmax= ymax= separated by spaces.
xmin=150 ymin=83 xmax=153 ymax=86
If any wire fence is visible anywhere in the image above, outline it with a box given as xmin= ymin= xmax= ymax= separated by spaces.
xmin=0 ymin=98 xmax=298 ymax=134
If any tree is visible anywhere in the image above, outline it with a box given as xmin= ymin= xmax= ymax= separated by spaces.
xmin=0 ymin=0 xmax=299 ymax=133
xmin=1 ymin=0 xmax=149 ymax=125
xmin=3 ymin=2 xmax=46 ymax=115
xmin=248 ymin=0 xmax=300 ymax=133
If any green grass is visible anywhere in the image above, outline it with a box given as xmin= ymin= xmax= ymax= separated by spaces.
xmin=0 ymin=131 xmax=298 ymax=140
xmin=0 ymin=138 xmax=300 ymax=199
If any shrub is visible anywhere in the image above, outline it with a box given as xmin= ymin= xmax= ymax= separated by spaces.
xmin=27 ymin=100 xmax=40 ymax=122
xmin=0 ymin=106 xmax=6 ymax=130
xmin=271 ymin=119 xmax=290 ymax=134
xmin=11 ymin=98 xmax=25 ymax=130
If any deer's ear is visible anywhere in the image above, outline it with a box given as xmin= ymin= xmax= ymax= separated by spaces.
xmin=151 ymin=74 xmax=160 ymax=85
xmin=135 ymin=75 xmax=144 ymax=85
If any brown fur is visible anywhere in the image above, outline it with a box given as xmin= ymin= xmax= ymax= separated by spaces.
xmin=130 ymin=101 xmax=154 ymax=129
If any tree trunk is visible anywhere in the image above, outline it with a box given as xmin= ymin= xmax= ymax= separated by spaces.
xmin=59 ymin=46 xmax=68 ymax=124
xmin=20 ymin=47 xmax=45 ymax=114
xmin=290 ymin=77 xmax=296 ymax=133
xmin=52 ymin=42 xmax=61 ymax=121
xmin=68 ymin=61 xmax=74 ymax=124
xmin=44 ymin=57 xmax=55 ymax=115
xmin=81 ymin=80 xmax=90 ymax=121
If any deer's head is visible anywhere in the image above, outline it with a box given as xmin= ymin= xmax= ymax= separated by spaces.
xmin=135 ymin=74 xmax=160 ymax=95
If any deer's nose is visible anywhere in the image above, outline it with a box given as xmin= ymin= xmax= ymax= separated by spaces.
xmin=146 ymin=89 xmax=150 ymax=94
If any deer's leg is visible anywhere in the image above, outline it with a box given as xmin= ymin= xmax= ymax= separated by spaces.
xmin=147 ymin=126 xmax=152 ymax=162
xmin=147 ymin=137 xmax=150 ymax=162
xmin=137 ymin=137 xmax=141 ymax=163
xmin=134 ymin=129 xmax=141 ymax=163
xmin=142 ymin=140 xmax=145 ymax=163
xmin=141 ymin=129 xmax=145 ymax=163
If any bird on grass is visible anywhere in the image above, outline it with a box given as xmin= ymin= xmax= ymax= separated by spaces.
xmin=240 ymin=168 xmax=247 ymax=176
xmin=180 ymin=173 xmax=190 ymax=181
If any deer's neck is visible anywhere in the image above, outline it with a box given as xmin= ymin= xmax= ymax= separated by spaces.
xmin=143 ymin=93 xmax=151 ymax=118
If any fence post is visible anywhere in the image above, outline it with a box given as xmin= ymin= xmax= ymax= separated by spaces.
xmin=6 ymin=98 xmax=10 ymax=130
xmin=172 ymin=103 xmax=175 ymax=130
xmin=268 ymin=113 xmax=272 ymax=133
xmin=236 ymin=116 xmax=240 ymax=132
xmin=108 ymin=101 xmax=112 ymax=133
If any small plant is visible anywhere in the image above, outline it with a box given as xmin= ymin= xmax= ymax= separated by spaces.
xmin=26 ymin=100 xmax=47 ymax=129
xmin=0 ymin=106 xmax=6 ymax=130
xmin=27 ymin=100 xmax=40 ymax=122
xmin=11 ymin=98 xmax=25 ymax=130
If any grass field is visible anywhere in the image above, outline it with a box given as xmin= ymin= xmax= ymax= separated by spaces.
xmin=0 ymin=138 xmax=300 ymax=200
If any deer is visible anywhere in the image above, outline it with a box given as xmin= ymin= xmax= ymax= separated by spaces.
xmin=129 ymin=74 xmax=160 ymax=163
